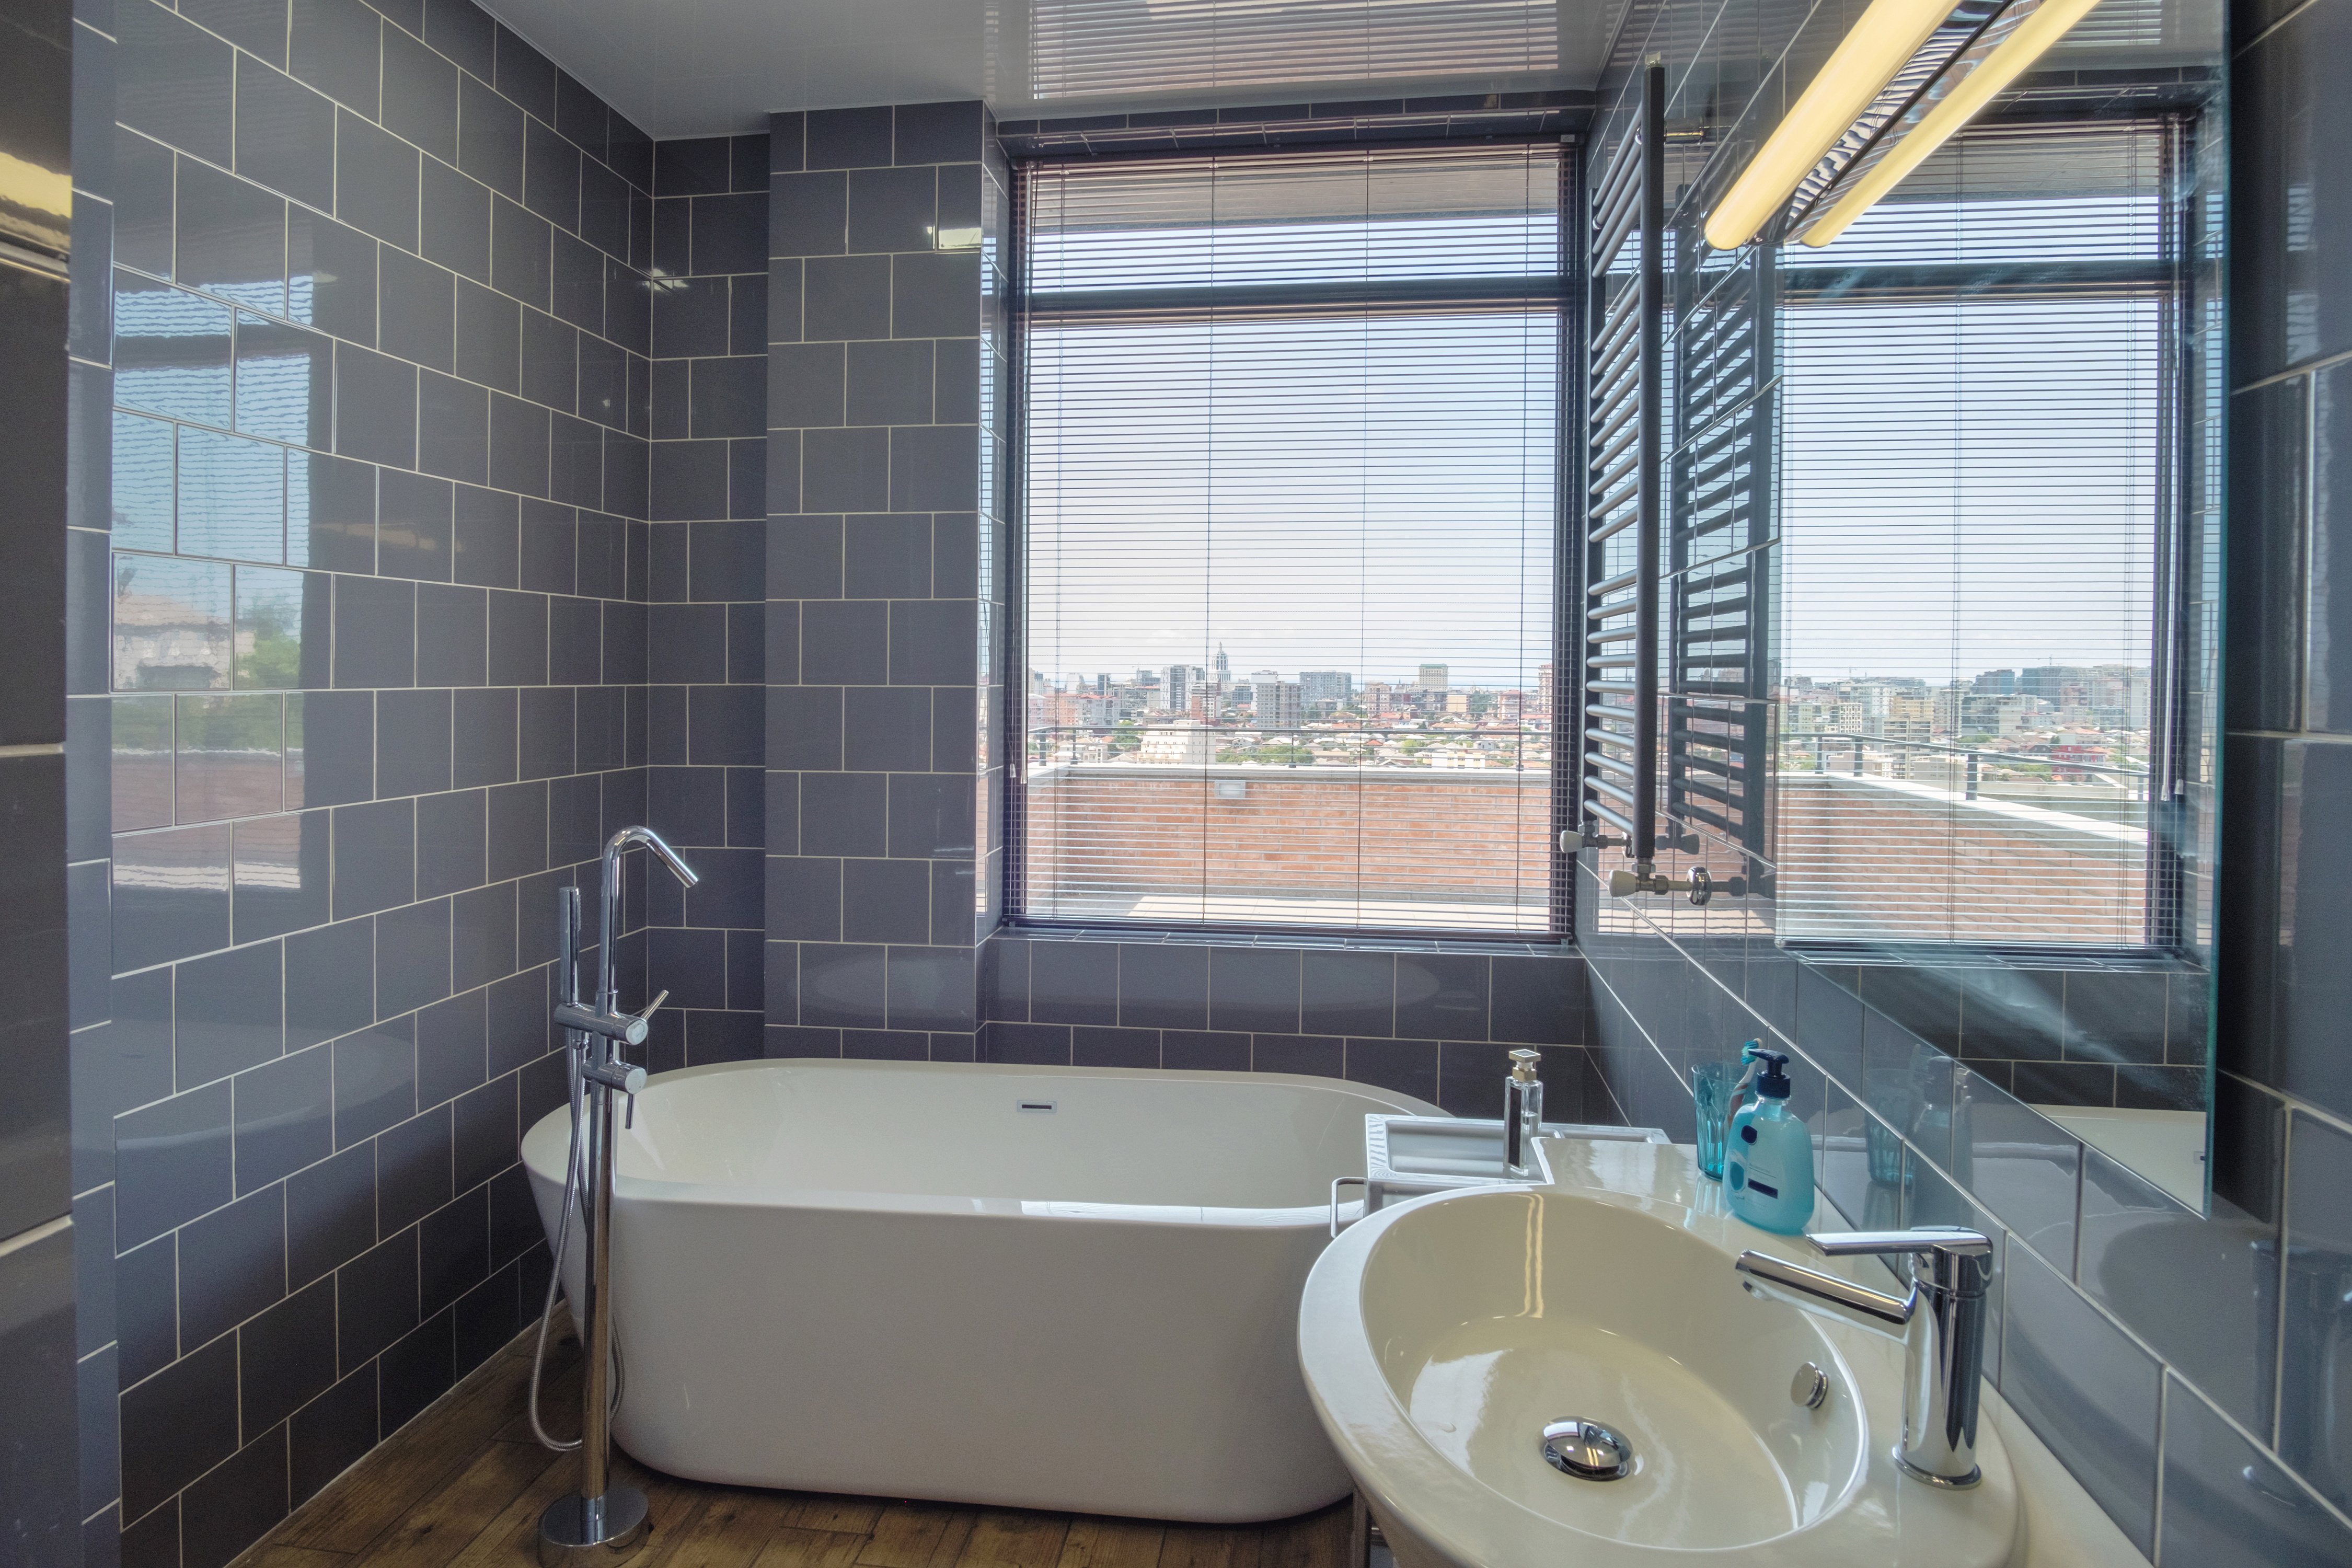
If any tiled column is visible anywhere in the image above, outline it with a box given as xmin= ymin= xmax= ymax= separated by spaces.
xmin=0 ymin=0 xmax=82 ymax=1559
xmin=764 ymin=102 xmax=1000 ymax=1060
xmin=640 ymin=133 xmax=769 ymax=1069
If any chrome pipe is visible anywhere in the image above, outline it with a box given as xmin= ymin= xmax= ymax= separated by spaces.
xmin=539 ymin=829 xmax=695 ymax=1567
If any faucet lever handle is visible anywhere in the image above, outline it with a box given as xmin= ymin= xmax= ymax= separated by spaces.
xmin=633 ymin=988 xmax=670 ymax=1022
xmin=1808 ymin=1228 xmax=1991 ymax=1259
xmin=1809 ymin=1228 xmax=1993 ymax=1295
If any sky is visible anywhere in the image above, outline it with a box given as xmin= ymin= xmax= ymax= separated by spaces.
xmin=1021 ymin=163 xmax=2169 ymax=694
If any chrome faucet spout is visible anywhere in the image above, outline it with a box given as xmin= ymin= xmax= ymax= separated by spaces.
xmin=1735 ymin=1227 xmax=1991 ymax=1489
xmin=595 ymin=826 xmax=697 ymax=1014
xmin=610 ymin=824 xmax=699 ymax=889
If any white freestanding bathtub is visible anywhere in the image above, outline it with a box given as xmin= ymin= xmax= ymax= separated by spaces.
xmin=522 ymin=1057 xmax=1442 ymax=1522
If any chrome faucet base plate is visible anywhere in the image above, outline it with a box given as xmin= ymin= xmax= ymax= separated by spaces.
xmin=1893 ymin=1450 xmax=1981 ymax=1490
xmin=537 ymin=1487 xmax=651 ymax=1567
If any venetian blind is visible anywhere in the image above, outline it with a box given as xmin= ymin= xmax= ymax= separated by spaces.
xmin=1027 ymin=0 xmax=1561 ymax=99
xmin=1017 ymin=143 xmax=1564 ymax=935
xmin=1772 ymin=120 xmax=2178 ymax=948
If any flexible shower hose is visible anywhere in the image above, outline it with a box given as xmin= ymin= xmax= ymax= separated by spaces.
xmin=526 ymin=1055 xmax=627 ymax=1451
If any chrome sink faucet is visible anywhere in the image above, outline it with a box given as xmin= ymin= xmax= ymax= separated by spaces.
xmin=1734 ymin=1228 xmax=1994 ymax=1488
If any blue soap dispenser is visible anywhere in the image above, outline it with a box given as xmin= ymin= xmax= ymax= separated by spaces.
xmin=1725 ymin=1052 xmax=1815 ymax=1236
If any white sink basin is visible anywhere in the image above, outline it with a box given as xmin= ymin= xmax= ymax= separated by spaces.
xmin=1298 ymin=1175 xmax=2021 ymax=1567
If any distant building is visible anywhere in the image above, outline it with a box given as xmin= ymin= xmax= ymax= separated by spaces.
xmin=1157 ymin=665 xmax=1189 ymax=713
xmin=1299 ymin=671 xmax=1352 ymax=709
xmin=2021 ymin=666 xmax=2088 ymax=704
xmin=1416 ymin=664 xmax=1449 ymax=689
xmin=1136 ymin=723 xmax=1215 ymax=765
xmin=1045 ymin=693 xmax=1118 ymax=727
xmin=1258 ymin=681 xmax=1302 ymax=729
xmin=1882 ymin=694 xmax=1934 ymax=745
xmin=1535 ymin=662 xmax=1553 ymax=718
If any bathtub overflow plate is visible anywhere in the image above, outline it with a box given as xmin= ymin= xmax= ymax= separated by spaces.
xmin=1540 ymin=1418 xmax=1633 ymax=1481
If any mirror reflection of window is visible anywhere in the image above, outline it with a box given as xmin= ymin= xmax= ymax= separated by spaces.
xmin=1774 ymin=119 xmax=2180 ymax=951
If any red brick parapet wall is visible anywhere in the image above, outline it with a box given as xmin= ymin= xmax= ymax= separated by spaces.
xmin=1775 ymin=774 xmax=2148 ymax=946
xmin=1021 ymin=765 xmax=2144 ymax=946
xmin=1024 ymin=764 xmax=1553 ymax=909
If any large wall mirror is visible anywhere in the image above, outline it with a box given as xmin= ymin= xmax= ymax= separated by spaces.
xmin=1628 ymin=0 xmax=2227 ymax=1211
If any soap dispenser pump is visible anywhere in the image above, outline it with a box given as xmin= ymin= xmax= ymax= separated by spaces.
xmin=1725 ymin=1052 xmax=1815 ymax=1236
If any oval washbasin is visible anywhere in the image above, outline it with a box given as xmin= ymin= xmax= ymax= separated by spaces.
xmin=1366 ymin=1190 xmax=1864 ymax=1548
xmin=1299 ymin=1181 xmax=2020 ymax=1568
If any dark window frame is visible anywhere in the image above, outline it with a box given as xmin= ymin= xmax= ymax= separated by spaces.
xmin=1000 ymin=127 xmax=1583 ymax=946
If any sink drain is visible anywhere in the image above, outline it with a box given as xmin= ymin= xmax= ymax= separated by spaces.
xmin=1540 ymin=1418 xmax=1634 ymax=1481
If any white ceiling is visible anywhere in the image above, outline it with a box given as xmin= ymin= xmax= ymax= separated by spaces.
xmin=480 ymin=1 xmax=1615 ymax=141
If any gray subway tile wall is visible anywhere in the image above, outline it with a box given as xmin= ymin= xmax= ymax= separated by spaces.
xmin=763 ymin=103 xmax=997 ymax=1061
xmin=1570 ymin=0 xmax=2352 ymax=1559
xmin=64 ymin=1 xmax=679 ymax=1563
xmin=2211 ymin=0 xmax=2352 ymax=1544
xmin=976 ymin=934 xmax=1593 ymax=1116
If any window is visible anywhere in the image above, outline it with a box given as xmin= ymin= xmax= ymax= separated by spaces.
xmin=1769 ymin=119 xmax=2189 ymax=948
xmin=1013 ymin=142 xmax=1565 ymax=935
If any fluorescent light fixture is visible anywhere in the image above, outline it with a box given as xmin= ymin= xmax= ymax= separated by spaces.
xmin=1703 ymin=0 xmax=1960 ymax=252
xmin=1799 ymin=0 xmax=2107 ymax=247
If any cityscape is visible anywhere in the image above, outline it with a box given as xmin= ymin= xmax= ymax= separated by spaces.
xmin=1027 ymin=645 xmax=1558 ymax=771
xmin=1027 ymin=650 xmax=2155 ymax=811
xmin=1777 ymin=664 xmax=2154 ymax=817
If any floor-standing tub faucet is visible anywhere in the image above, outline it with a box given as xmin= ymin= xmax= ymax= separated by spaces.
xmin=1733 ymin=1228 xmax=1994 ymax=1487
xmin=535 ymin=827 xmax=697 ymax=1566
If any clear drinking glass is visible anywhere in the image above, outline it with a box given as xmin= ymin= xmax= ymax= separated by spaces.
xmin=1692 ymin=1060 xmax=1740 ymax=1180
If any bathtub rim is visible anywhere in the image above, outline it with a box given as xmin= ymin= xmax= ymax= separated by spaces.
xmin=522 ymin=1056 xmax=1444 ymax=1227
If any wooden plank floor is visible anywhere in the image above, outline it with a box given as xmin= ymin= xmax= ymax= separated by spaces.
xmin=232 ymin=1317 xmax=1352 ymax=1568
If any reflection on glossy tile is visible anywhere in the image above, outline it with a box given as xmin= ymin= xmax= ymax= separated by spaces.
xmin=2160 ymin=1373 xmax=2352 ymax=1566
xmin=177 ymin=426 xmax=285 ymax=563
xmin=112 ymin=693 xmax=174 ymax=833
xmin=235 ymin=313 xmax=333 ymax=449
xmin=114 ymin=271 xmax=232 ymax=426
xmin=2000 ymin=1241 xmax=2161 ymax=1555
xmin=1947 ymin=1069 xmax=2080 ymax=1264
xmin=175 ymin=695 xmax=284 ymax=824
xmin=2077 ymin=1149 xmax=2276 ymax=1437
xmin=2279 ymin=1109 xmax=2352 ymax=1514
xmin=234 ymin=566 xmax=318 ymax=690
xmin=230 ymin=811 xmax=329 ymax=946
xmin=174 ymin=159 xmax=286 ymax=314
xmin=113 ymin=410 xmax=175 ymax=551
xmin=113 ymin=822 xmax=234 ymax=972
xmin=114 ymin=553 xmax=232 ymax=693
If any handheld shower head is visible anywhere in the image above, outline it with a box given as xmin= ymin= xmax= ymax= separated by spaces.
xmin=608 ymin=825 xmax=698 ymax=888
